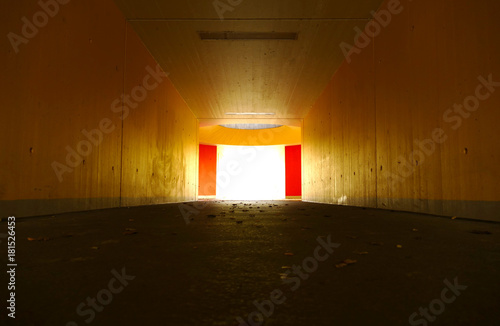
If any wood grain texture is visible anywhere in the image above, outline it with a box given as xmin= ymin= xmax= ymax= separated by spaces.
xmin=113 ymin=0 xmax=384 ymax=123
xmin=303 ymin=0 xmax=500 ymax=221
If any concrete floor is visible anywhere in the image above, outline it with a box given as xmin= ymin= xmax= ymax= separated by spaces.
xmin=1 ymin=201 xmax=499 ymax=326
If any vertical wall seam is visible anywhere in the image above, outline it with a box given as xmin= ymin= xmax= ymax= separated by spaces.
xmin=119 ymin=21 xmax=128 ymax=208
xmin=373 ymin=31 xmax=378 ymax=209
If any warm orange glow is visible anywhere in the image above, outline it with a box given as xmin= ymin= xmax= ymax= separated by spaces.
xmin=199 ymin=126 xmax=301 ymax=146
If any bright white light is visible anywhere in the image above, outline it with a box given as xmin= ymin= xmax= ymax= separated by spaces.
xmin=216 ymin=145 xmax=285 ymax=200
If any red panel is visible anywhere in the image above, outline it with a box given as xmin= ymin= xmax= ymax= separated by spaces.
xmin=285 ymin=145 xmax=302 ymax=197
xmin=199 ymin=145 xmax=217 ymax=196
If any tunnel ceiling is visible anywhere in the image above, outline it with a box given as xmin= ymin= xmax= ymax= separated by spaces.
xmin=113 ymin=0 xmax=383 ymax=126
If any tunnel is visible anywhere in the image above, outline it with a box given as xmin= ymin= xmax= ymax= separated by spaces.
xmin=1 ymin=0 xmax=499 ymax=325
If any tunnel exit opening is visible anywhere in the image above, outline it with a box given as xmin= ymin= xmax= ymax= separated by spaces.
xmin=216 ymin=145 xmax=286 ymax=200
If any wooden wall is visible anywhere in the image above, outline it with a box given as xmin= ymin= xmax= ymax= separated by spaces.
xmin=0 ymin=0 xmax=198 ymax=217
xmin=303 ymin=0 xmax=500 ymax=221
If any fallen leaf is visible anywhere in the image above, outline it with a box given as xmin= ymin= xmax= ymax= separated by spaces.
xmin=469 ymin=230 xmax=492 ymax=235
xmin=452 ymin=216 xmax=457 ymax=220
xmin=91 ymin=246 xmax=100 ymax=250
xmin=354 ymin=251 xmax=369 ymax=255
xmin=123 ymin=228 xmax=138 ymax=236
xmin=412 ymin=228 xmax=419 ymax=232
xmin=282 ymin=266 xmax=292 ymax=269
xmin=396 ymin=245 xmax=403 ymax=249
xmin=336 ymin=259 xmax=357 ymax=268
xmin=28 ymin=237 xmax=50 ymax=242
xmin=101 ymin=239 xmax=119 ymax=245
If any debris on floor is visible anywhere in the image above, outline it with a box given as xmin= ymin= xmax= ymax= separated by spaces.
xmin=469 ymin=230 xmax=492 ymax=235
xmin=336 ymin=259 xmax=358 ymax=268
xmin=28 ymin=237 xmax=50 ymax=242
xmin=123 ymin=228 xmax=138 ymax=235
